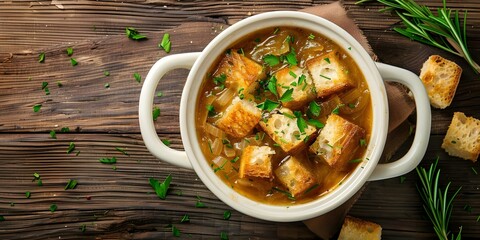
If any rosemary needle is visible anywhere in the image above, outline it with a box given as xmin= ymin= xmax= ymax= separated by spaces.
xmin=356 ymin=0 xmax=480 ymax=74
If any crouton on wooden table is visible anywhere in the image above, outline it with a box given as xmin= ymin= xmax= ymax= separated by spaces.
xmin=215 ymin=97 xmax=262 ymax=138
xmin=338 ymin=215 xmax=382 ymax=240
xmin=441 ymin=112 xmax=480 ymax=162
xmin=239 ymin=145 xmax=275 ymax=179
xmin=419 ymin=55 xmax=462 ymax=109
xmin=309 ymin=114 xmax=365 ymax=169
xmin=306 ymin=51 xmax=354 ymax=98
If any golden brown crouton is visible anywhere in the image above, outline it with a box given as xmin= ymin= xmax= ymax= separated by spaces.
xmin=441 ymin=112 xmax=480 ymax=162
xmin=306 ymin=51 xmax=354 ymax=98
xmin=309 ymin=114 xmax=365 ymax=169
xmin=239 ymin=145 xmax=275 ymax=179
xmin=274 ymin=154 xmax=316 ymax=196
xmin=275 ymin=66 xmax=316 ymax=110
xmin=419 ymin=55 xmax=462 ymax=109
xmin=215 ymin=97 xmax=262 ymax=138
xmin=214 ymin=50 xmax=266 ymax=93
xmin=259 ymin=108 xmax=317 ymax=154
xmin=338 ymin=216 xmax=382 ymax=240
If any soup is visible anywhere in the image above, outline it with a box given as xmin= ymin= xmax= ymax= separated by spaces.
xmin=195 ymin=26 xmax=372 ymax=205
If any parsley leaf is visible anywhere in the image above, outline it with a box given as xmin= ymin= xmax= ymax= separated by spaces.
xmin=149 ymin=174 xmax=172 ymax=200
xmin=279 ymin=88 xmax=294 ymax=103
xmin=223 ymin=210 xmax=231 ymax=220
xmin=263 ymin=54 xmax=280 ymax=67
xmin=115 ymin=147 xmax=129 ymax=156
xmin=66 ymin=47 xmax=74 ymax=56
xmin=195 ymin=195 xmax=206 ymax=208
xmin=324 ymin=57 xmax=331 ymax=64
xmin=180 ymin=214 xmax=190 ymax=223
xmin=294 ymin=111 xmax=307 ymax=134
xmin=267 ymin=76 xmax=278 ymax=97
xmin=80 ymin=224 xmax=86 ymax=232
xmin=26 ymin=191 xmax=31 ymax=199
xmin=308 ymin=33 xmax=315 ymax=40
xmin=41 ymin=82 xmax=48 ymax=90
xmin=49 ymin=204 xmax=57 ymax=212
xmin=272 ymin=187 xmax=295 ymax=200
xmin=125 ymin=27 xmax=147 ymax=40
xmin=319 ymin=74 xmax=331 ymax=80
xmin=171 ymin=225 xmax=180 ymax=237
xmin=99 ymin=157 xmax=117 ymax=164
xmin=104 ymin=71 xmax=110 ymax=76
xmin=308 ymin=101 xmax=321 ymax=117
xmin=332 ymin=104 xmax=344 ymax=114
xmin=159 ymin=33 xmax=171 ymax=53
xmin=133 ymin=73 xmax=141 ymax=83
xmin=60 ymin=127 xmax=70 ymax=132
xmin=307 ymin=119 xmax=324 ymax=129
xmin=257 ymin=99 xmax=280 ymax=111
xmin=0 ymin=216 xmax=4 ymax=221
xmin=220 ymin=232 xmax=229 ymax=240
xmin=104 ymin=83 xmax=110 ymax=88
xmin=64 ymin=179 xmax=78 ymax=190
xmin=70 ymin=58 xmax=78 ymax=66
xmin=49 ymin=130 xmax=57 ymax=139
xmin=213 ymin=74 xmax=227 ymax=89
xmin=162 ymin=139 xmax=171 ymax=146
xmin=153 ymin=106 xmax=161 ymax=121
xmin=206 ymin=104 xmax=216 ymax=117
xmin=360 ymin=138 xmax=366 ymax=147
xmin=33 ymin=104 xmax=42 ymax=112
xmin=38 ymin=52 xmax=45 ymax=63
xmin=285 ymin=50 xmax=297 ymax=66
xmin=67 ymin=142 xmax=76 ymax=154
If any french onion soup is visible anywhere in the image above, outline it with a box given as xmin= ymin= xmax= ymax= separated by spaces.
xmin=195 ymin=26 xmax=372 ymax=205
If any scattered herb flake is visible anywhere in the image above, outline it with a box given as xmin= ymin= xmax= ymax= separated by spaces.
xmin=263 ymin=54 xmax=280 ymax=67
xmin=294 ymin=111 xmax=307 ymax=134
xmin=133 ymin=72 xmax=141 ymax=83
xmin=285 ymin=50 xmax=298 ymax=66
xmin=279 ymin=88 xmax=294 ymax=103
xmin=57 ymin=81 xmax=63 ymax=87
xmin=332 ymin=104 xmax=344 ymax=114
xmin=464 ymin=204 xmax=472 ymax=213
xmin=104 ymin=71 xmax=110 ymax=76
xmin=80 ymin=224 xmax=86 ymax=232
xmin=10 ymin=202 xmax=14 ymax=207
xmin=153 ymin=106 xmax=161 ymax=121
xmin=206 ymin=104 xmax=216 ymax=117
xmin=99 ymin=157 xmax=117 ymax=164
xmin=308 ymin=33 xmax=315 ymax=40
xmin=223 ymin=210 xmax=231 ymax=220
xmin=220 ymin=232 xmax=229 ymax=240
xmin=289 ymin=70 xmax=297 ymax=78
xmin=0 ymin=216 xmax=4 ymax=221
xmin=162 ymin=139 xmax=171 ymax=146
xmin=171 ymin=225 xmax=180 ymax=237
xmin=267 ymin=76 xmax=278 ymax=96
xmin=41 ymin=82 xmax=48 ymax=90
xmin=60 ymin=127 xmax=70 ymax=132
xmin=159 ymin=33 xmax=171 ymax=53
xmin=70 ymin=58 xmax=78 ymax=66
xmin=472 ymin=167 xmax=478 ymax=175
xmin=26 ymin=191 xmax=31 ymax=199
xmin=50 ymin=204 xmax=57 ymax=212
xmin=64 ymin=179 xmax=78 ymax=190
xmin=104 ymin=83 xmax=110 ymax=88
xmin=180 ymin=214 xmax=190 ymax=223
xmin=37 ymin=179 xmax=43 ymax=186
xmin=49 ymin=130 xmax=57 ymax=139
xmin=33 ymin=104 xmax=42 ymax=112
xmin=44 ymin=87 xmax=50 ymax=95
xmin=156 ymin=91 xmax=163 ymax=97
xmin=149 ymin=174 xmax=172 ymax=200
xmin=272 ymin=187 xmax=295 ymax=200
xmin=319 ymin=74 xmax=331 ymax=80
xmin=195 ymin=196 xmax=206 ymax=208
xmin=66 ymin=47 xmax=74 ymax=56
xmin=324 ymin=57 xmax=331 ymax=64
xmin=213 ymin=73 xmax=227 ymax=90
xmin=307 ymin=119 xmax=324 ymax=129
xmin=257 ymin=99 xmax=280 ymax=111
xmin=349 ymin=158 xmax=363 ymax=163
xmin=67 ymin=142 xmax=76 ymax=154
xmin=308 ymin=101 xmax=321 ymax=117
xmin=115 ymin=147 xmax=129 ymax=156
xmin=38 ymin=52 xmax=45 ymax=63
xmin=360 ymin=138 xmax=366 ymax=147
xmin=125 ymin=27 xmax=147 ymax=40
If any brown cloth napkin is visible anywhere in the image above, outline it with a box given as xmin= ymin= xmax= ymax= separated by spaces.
xmin=300 ymin=2 xmax=415 ymax=239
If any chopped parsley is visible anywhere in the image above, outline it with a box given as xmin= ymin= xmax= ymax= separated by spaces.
xmin=66 ymin=47 xmax=73 ymax=56
xmin=220 ymin=232 xmax=229 ymax=240
xmin=157 ymin=91 xmax=163 ymax=97
xmin=26 ymin=191 xmax=31 ymax=198
xmin=195 ymin=195 xmax=206 ymax=208
xmin=70 ymin=58 xmax=78 ymax=66
xmin=267 ymin=76 xmax=278 ymax=96
xmin=133 ymin=72 xmax=141 ymax=83
xmin=308 ymin=101 xmax=321 ymax=117
xmin=307 ymin=119 xmax=324 ymax=129
xmin=279 ymin=88 xmax=294 ymax=103
xmin=223 ymin=210 xmax=231 ymax=220
xmin=230 ymin=156 xmax=239 ymax=163
xmin=44 ymin=87 xmax=50 ymax=95
xmin=180 ymin=214 xmax=190 ymax=223
xmin=104 ymin=83 xmax=110 ymax=88
xmin=360 ymin=138 xmax=366 ymax=147
xmin=285 ymin=50 xmax=297 ymax=66
xmin=80 ymin=224 xmax=86 ymax=232
xmin=57 ymin=81 xmax=63 ymax=87
xmin=162 ymin=139 xmax=171 ymax=146
xmin=104 ymin=71 xmax=110 ymax=76
xmin=206 ymin=104 xmax=216 ymax=117
xmin=38 ymin=52 xmax=45 ymax=63
xmin=257 ymin=99 xmax=280 ymax=111
xmin=213 ymin=160 xmax=228 ymax=173
xmin=149 ymin=174 xmax=172 ymax=200
xmin=324 ymin=57 xmax=331 ymax=64
xmin=41 ymin=82 xmax=48 ymax=90
xmin=64 ymin=179 xmax=78 ymax=190
xmin=125 ymin=27 xmax=147 ymax=40
xmin=115 ymin=147 xmax=129 ymax=156
xmin=332 ymin=104 xmax=344 ymax=114
xmin=99 ymin=157 xmax=117 ymax=164
xmin=400 ymin=176 xmax=406 ymax=183
xmin=49 ymin=130 xmax=56 ymax=139
xmin=319 ymin=74 xmax=331 ymax=80
xmin=171 ymin=225 xmax=180 ymax=237
xmin=67 ymin=142 xmax=76 ymax=154
xmin=263 ymin=54 xmax=280 ymax=67
xmin=50 ymin=204 xmax=57 ymax=212
xmin=0 ymin=216 xmax=4 ymax=221
xmin=238 ymin=88 xmax=245 ymax=99
xmin=294 ymin=111 xmax=307 ymax=134
xmin=213 ymin=73 xmax=227 ymax=89
xmin=33 ymin=104 xmax=42 ymax=112
xmin=272 ymin=187 xmax=295 ymax=200
xmin=153 ymin=106 xmax=161 ymax=121
xmin=60 ymin=127 xmax=70 ymax=132
xmin=159 ymin=33 xmax=171 ymax=53
xmin=308 ymin=33 xmax=315 ymax=40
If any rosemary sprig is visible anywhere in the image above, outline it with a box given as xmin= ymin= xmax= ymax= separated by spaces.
xmin=416 ymin=158 xmax=462 ymax=240
xmin=356 ymin=0 xmax=480 ymax=74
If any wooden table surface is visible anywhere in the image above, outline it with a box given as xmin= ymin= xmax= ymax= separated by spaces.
xmin=1 ymin=1 xmax=479 ymax=239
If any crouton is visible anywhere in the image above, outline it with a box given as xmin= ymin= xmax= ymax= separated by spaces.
xmin=259 ymin=108 xmax=317 ymax=154
xmin=309 ymin=114 xmax=365 ymax=169
xmin=214 ymin=50 xmax=266 ymax=93
xmin=338 ymin=216 xmax=382 ymax=240
xmin=239 ymin=145 xmax=275 ymax=179
xmin=441 ymin=112 xmax=480 ymax=162
xmin=306 ymin=51 xmax=354 ymax=98
xmin=215 ymin=97 xmax=262 ymax=138
xmin=419 ymin=55 xmax=462 ymax=109
xmin=274 ymin=154 xmax=316 ymax=196
xmin=275 ymin=66 xmax=316 ymax=110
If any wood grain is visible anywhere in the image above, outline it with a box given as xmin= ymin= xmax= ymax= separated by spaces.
xmin=1 ymin=0 xmax=480 ymax=239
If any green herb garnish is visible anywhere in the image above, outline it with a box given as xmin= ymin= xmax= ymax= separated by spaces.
xmin=26 ymin=191 xmax=31 ymax=198
xmin=99 ymin=157 xmax=117 ymax=164
xmin=33 ymin=104 xmax=42 ymax=113
xmin=104 ymin=71 xmax=110 ymax=76
xmin=125 ymin=27 xmax=147 ymax=40
xmin=206 ymin=104 xmax=216 ymax=117
xmin=319 ymin=74 xmax=331 ymax=80
xmin=416 ymin=158 xmax=462 ymax=240
xmin=70 ymin=58 xmax=78 ymax=66
xmin=0 ymin=216 xmax=4 ymax=221
xmin=171 ymin=225 xmax=180 ymax=237
xmin=220 ymin=232 xmax=229 ymax=240
xmin=64 ymin=179 xmax=78 ymax=190
xmin=360 ymin=138 xmax=367 ymax=147
xmin=349 ymin=158 xmax=363 ymax=163
xmin=66 ymin=47 xmax=73 ymax=56
xmin=66 ymin=142 xmax=75 ymax=154
xmin=308 ymin=101 xmax=321 ymax=117
xmin=49 ymin=130 xmax=56 ymax=139
xmin=279 ymin=88 xmax=294 ymax=103
xmin=324 ymin=57 xmax=331 ymax=64
xmin=257 ymin=99 xmax=280 ymax=111
xmin=285 ymin=50 xmax=298 ymax=66
xmin=293 ymin=111 xmax=307 ymax=134
xmin=332 ymin=104 xmax=344 ymax=114
xmin=50 ymin=204 xmax=57 ymax=212
xmin=149 ymin=174 xmax=172 ymax=200
xmin=356 ymin=0 xmax=479 ymax=74
xmin=272 ymin=187 xmax=295 ymax=200
xmin=133 ymin=73 xmax=141 ymax=83
xmin=38 ymin=52 xmax=45 ymax=63
xmin=80 ymin=224 xmax=86 ymax=232
xmin=159 ymin=33 xmax=171 ymax=53
xmin=162 ymin=139 xmax=171 ymax=146
xmin=213 ymin=73 xmax=227 ymax=89
xmin=195 ymin=195 xmax=206 ymax=208
xmin=267 ymin=76 xmax=278 ymax=97
xmin=308 ymin=33 xmax=315 ymax=40
xmin=180 ymin=214 xmax=190 ymax=223
xmin=60 ymin=127 xmax=70 ymax=132
xmin=307 ymin=119 xmax=324 ymax=129
xmin=41 ymin=82 xmax=48 ymax=90
xmin=400 ymin=176 xmax=407 ymax=183
xmin=153 ymin=106 xmax=161 ymax=121
xmin=104 ymin=83 xmax=110 ymax=88
xmin=264 ymin=54 xmax=280 ymax=67
xmin=223 ymin=210 xmax=231 ymax=220
xmin=115 ymin=147 xmax=129 ymax=156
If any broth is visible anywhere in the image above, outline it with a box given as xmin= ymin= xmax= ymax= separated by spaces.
xmin=195 ymin=27 xmax=372 ymax=205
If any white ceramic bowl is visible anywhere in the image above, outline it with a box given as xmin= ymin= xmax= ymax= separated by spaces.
xmin=139 ymin=11 xmax=431 ymax=222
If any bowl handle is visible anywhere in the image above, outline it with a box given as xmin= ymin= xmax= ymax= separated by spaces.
xmin=139 ymin=53 xmax=201 ymax=170
xmin=368 ymin=62 xmax=431 ymax=181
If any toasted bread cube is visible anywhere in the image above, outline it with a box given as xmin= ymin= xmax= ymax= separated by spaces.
xmin=239 ymin=146 xmax=275 ymax=179
xmin=259 ymin=108 xmax=317 ymax=153
xmin=214 ymin=50 xmax=266 ymax=93
xmin=306 ymin=51 xmax=354 ymax=98
xmin=441 ymin=112 xmax=480 ymax=162
xmin=275 ymin=66 xmax=316 ymax=110
xmin=338 ymin=216 xmax=382 ymax=240
xmin=274 ymin=155 xmax=316 ymax=196
xmin=309 ymin=114 xmax=365 ymax=169
xmin=215 ymin=97 xmax=262 ymax=138
xmin=420 ymin=55 xmax=462 ymax=109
